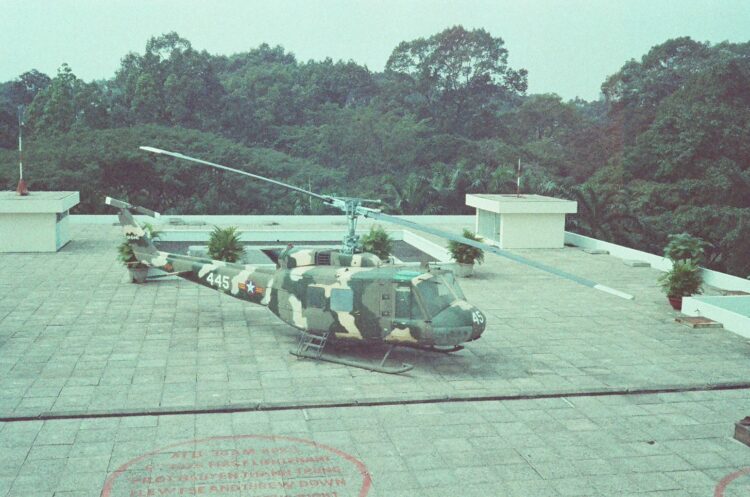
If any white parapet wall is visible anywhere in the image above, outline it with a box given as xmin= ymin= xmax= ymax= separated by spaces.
xmin=682 ymin=296 xmax=750 ymax=337
xmin=565 ymin=231 xmax=750 ymax=337
xmin=564 ymin=231 xmax=750 ymax=293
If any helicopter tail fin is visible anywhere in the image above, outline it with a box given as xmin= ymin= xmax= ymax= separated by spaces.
xmin=106 ymin=196 xmax=160 ymax=257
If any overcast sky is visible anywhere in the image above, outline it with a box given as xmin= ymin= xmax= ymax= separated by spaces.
xmin=0 ymin=0 xmax=748 ymax=101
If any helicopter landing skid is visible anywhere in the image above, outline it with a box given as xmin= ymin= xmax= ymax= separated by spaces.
xmin=398 ymin=343 xmax=465 ymax=354
xmin=290 ymin=345 xmax=414 ymax=375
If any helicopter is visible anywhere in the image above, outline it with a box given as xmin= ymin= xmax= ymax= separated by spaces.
xmin=107 ymin=147 xmax=633 ymax=374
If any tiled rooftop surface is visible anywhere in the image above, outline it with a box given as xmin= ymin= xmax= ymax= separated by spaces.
xmin=1 ymin=218 xmax=749 ymax=496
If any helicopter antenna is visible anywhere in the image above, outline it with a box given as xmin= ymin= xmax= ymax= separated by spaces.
xmin=139 ymin=147 xmax=633 ymax=298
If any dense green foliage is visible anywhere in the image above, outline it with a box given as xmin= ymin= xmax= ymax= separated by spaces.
xmin=208 ymin=226 xmax=244 ymax=262
xmin=0 ymin=28 xmax=748 ymax=276
xmin=361 ymin=225 xmax=393 ymax=261
xmin=663 ymin=233 xmax=711 ymax=265
xmin=659 ymin=232 xmax=708 ymax=298
xmin=448 ymin=230 xmax=484 ymax=265
xmin=116 ymin=241 xmax=139 ymax=266
xmin=659 ymin=260 xmax=703 ymax=298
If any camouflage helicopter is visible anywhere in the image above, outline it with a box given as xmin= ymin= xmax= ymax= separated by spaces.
xmin=107 ymin=147 xmax=632 ymax=374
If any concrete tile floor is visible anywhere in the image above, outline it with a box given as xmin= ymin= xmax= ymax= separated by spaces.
xmin=1 ymin=220 xmax=749 ymax=496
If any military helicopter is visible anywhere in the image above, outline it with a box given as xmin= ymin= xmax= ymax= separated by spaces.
xmin=107 ymin=147 xmax=632 ymax=374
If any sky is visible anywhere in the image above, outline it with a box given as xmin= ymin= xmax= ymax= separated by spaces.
xmin=0 ymin=0 xmax=748 ymax=101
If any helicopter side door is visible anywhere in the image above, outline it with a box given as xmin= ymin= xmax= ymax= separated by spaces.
xmin=383 ymin=282 xmax=422 ymax=344
xmin=378 ymin=281 xmax=393 ymax=338
xmin=304 ymin=284 xmax=336 ymax=333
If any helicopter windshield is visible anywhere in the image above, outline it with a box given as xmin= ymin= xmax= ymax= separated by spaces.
xmin=441 ymin=272 xmax=465 ymax=300
xmin=414 ymin=276 xmax=459 ymax=318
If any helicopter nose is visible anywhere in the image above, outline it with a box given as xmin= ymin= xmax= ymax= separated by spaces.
xmin=430 ymin=301 xmax=487 ymax=345
xmin=469 ymin=307 xmax=486 ymax=340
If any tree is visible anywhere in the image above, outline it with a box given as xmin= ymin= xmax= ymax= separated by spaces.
xmin=23 ymin=64 xmax=109 ymax=135
xmin=602 ymin=37 xmax=713 ymax=147
xmin=385 ymin=26 xmax=527 ymax=136
xmin=208 ymin=226 xmax=243 ymax=262
xmin=26 ymin=64 xmax=79 ymax=134
xmin=568 ymin=184 xmax=642 ymax=244
xmin=10 ymin=70 xmax=52 ymax=105
xmin=112 ymin=32 xmax=224 ymax=129
xmin=382 ymin=173 xmax=439 ymax=214
xmin=511 ymin=94 xmax=580 ymax=142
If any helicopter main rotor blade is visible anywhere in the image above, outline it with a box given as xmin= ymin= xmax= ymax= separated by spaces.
xmin=140 ymin=146 xmax=336 ymax=205
xmin=362 ymin=209 xmax=634 ymax=300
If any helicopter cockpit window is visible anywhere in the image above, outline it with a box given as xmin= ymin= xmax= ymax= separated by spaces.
xmin=330 ymin=288 xmax=354 ymax=312
xmin=394 ymin=286 xmax=411 ymax=319
xmin=306 ymin=286 xmax=326 ymax=309
xmin=441 ymin=273 xmax=465 ymax=300
xmin=414 ymin=278 xmax=455 ymax=318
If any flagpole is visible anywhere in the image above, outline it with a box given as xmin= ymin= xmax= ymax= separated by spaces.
xmin=516 ymin=158 xmax=521 ymax=197
xmin=16 ymin=105 xmax=28 ymax=196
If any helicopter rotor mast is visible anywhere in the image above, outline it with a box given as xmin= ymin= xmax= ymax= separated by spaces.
xmin=139 ymin=146 xmax=633 ymax=299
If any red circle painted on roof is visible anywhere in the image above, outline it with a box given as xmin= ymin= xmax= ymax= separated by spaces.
xmin=715 ymin=467 xmax=750 ymax=496
xmin=100 ymin=434 xmax=371 ymax=497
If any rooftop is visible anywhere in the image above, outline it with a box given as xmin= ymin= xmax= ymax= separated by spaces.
xmin=1 ymin=216 xmax=749 ymax=496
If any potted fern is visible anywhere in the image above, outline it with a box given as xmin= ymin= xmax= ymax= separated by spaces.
xmin=659 ymin=260 xmax=703 ymax=310
xmin=448 ymin=229 xmax=484 ymax=277
xmin=361 ymin=225 xmax=393 ymax=262
xmin=659 ymin=233 xmax=708 ymax=310
xmin=663 ymin=232 xmax=711 ymax=265
xmin=208 ymin=226 xmax=244 ymax=262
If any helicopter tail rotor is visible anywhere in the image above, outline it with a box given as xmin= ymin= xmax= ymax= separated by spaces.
xmin=105 ymin=196 xmax=160 ymax=257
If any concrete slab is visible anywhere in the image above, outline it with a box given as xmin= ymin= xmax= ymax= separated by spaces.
xmin=622 ymin=259 xmax=651 ymax=268
xmin=2 ymin=219 xmax=750 ymax=496
xmin=582 ymin=248 xmax=609 ymax=255
xmin=0 ymin=389 xmax=748 ymax=496
xmin=0 ymin=220 xmax=746 ymax=419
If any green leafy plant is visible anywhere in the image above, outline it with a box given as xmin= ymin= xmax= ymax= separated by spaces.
xmin=659 ymin=260 xmax=703 ymax=297
xmin=361 ymin=225 xmax=393 ymax=261
xmin=448 ymin=229 xmax=485 ymax=265
xmin=664 ymin=233 xmax=711 ymax=265
xmin=117 ymin=241 xmax=140 ymax=267
xmin=208 ymin=226 xmax=243 ymax=262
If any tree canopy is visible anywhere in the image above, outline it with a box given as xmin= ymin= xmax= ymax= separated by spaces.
xmin=0 ymin=31 xmax=748 ymax=276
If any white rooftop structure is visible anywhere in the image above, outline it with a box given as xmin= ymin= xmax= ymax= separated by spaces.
xmin=466 ymin=194 xmax=577 ymax=249
xmin=0 ymin=190 xmax=79 ymax=252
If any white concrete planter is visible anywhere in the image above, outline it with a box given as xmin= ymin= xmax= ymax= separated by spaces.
xmin=128 ymin=266 xmax=149 ymax=284
xmin=456 ymin=262 xmax=474 ymax=277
